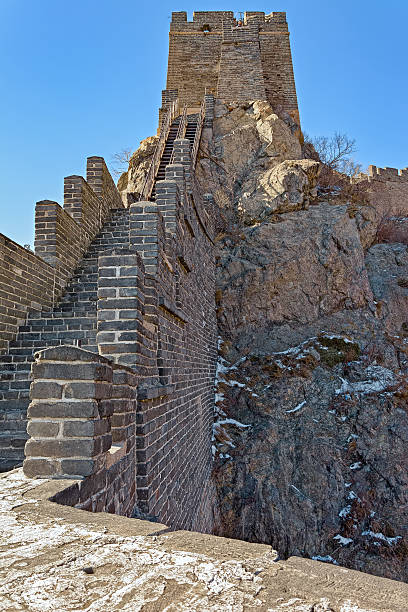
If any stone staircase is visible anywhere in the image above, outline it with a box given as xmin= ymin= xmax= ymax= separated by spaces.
xmin=184 ymin=116 xmax=199 ymax=149
xmin=151 ymin=115 xmax=198 ymax=200
xmin=0 ymin=112 xmax=201 ymax=471
xmin=0 ymin=207 xmax=130 ymax=471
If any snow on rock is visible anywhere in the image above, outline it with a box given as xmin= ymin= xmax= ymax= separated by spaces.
xmin=333 ymin=534 xmax=353 ymax=546
xmin=361 ymin=531 xmax=402 ymax=546
xmin=311 ymin=555 xmax=339 ymax=565
xmin=286 ymin=401 xmax=306 ymax=414
xmin=216 ymin=418 xmax=251 ymax=429
xmin=339 ymin=505 xmax=352 ymax=518
xmin=335 ymin=366 xmax=395 ymax=396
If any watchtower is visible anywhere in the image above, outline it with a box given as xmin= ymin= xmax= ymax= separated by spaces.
xmin=164 ymin=10 xmax=300 ymax=125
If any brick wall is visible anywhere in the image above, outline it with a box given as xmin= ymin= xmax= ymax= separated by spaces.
xmin=24 ymin=139 xmax=218 ymax=533
xmin=0 ymin=157 xmax=123 ymax=354
xmin=0 ymin=236 xmax=57 ymax=354
xmin=259 ymin=12 xmax=300 ymax=124
xmin=217 ymin=22 xmax=266 ymax=102
xmin=24 ymin=345 xmax=138 ymax=516
xmin=166 ymin=10 xmax=299 ymax=124
xmin=366 ymin=165 xmax=408 ymax=215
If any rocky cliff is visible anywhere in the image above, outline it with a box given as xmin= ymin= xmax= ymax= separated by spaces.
xmin=122 ymin=100 xmax=408 ymax=583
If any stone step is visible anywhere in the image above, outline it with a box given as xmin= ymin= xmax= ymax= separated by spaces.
xmin=0 ymin=174 xmax=130 ymax=472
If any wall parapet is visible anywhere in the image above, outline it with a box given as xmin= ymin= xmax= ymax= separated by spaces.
xmin=368 ymin=165 xmax=408 ymax=183
xmin=23 ymin=345 xmax=137 ymax=484
xmin=21 ymin=143 xmax=217 ymax=531
xmin=0 ymin=156 xmax=123 ymax=354
xmin=0 ymin=235 xmax=58 ymax=354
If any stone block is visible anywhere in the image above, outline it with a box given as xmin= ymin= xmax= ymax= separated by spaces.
xmin=60 ymin=459 xmax=97 ymax=478
xmin=62 ymin=419 xmax=109 ymax=438
xmin=31 ymin=362 xmax=112 ymax=382
xmin=27 ymin=400 xmax=99 ymax=419
xmin=23 ymin=457 xmax=61 ymax=478
xmin=30 ymin=381 xmax=63 ymax=400
xmin=64 ymin=382 xmax=112 ymax=400
xmin=25 ymin=438 xmax=100 ymax=458
xmin=27 ymin=421 xmax=60 ymax=438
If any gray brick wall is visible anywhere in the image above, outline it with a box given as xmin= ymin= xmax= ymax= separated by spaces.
xmin=23 ymin=138 xmax=217 ymax=533
xmin=0 ymin=157 xmax=124 ymax=355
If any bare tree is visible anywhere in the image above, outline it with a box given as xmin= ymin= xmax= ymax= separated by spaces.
xmin=110 ymin=148 xmax=134 ymax=177
xmin=303 ymin=132 xmax=369 ymax=206
xmin=304 ymin=132 xmax=362 ymax=178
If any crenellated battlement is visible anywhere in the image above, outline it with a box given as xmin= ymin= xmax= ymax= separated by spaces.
xmin=368 ymin=165 xmax=408 ymax=182
xmin=167 ymin=9 xmax=299 ymax=124
xmin=170 ymin=10 xmax=288 ymax=28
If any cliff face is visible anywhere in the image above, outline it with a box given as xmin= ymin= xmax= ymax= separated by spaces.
xmin=197 ymin=101 xmax=408 ymax=582
xmin=121 ymin=100 xmax=408 ymax=583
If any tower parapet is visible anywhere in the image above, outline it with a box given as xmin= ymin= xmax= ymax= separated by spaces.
xmin=166 ymin=10 xmax=300 ymax=125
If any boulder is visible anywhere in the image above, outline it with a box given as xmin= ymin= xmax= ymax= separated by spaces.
xmin=217 ymin=202 xmax=373 ymax=340
xmin=238 ymin=159 xmax=320 ymax=224
xmin=117 ymin=135 xmax=157 ymax=203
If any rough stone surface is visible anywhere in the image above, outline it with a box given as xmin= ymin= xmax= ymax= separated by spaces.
xmin=1 ymin=469 xmax=408 ymax=611
xmin=217 ymin=202 xmax=372 ymax=339
xmin=202 ymin=103 xmax=408 ymax=584
xmin=196 ymin=100 xmax=307 ymax=228
xmin=117 ymin=136 xmax=158 ymax=204
xmin=365 ymin=243 xmax=408 ymax=335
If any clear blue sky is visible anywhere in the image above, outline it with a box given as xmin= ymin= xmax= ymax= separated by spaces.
xmin=1 ymin=0 xmax=407 ymax=246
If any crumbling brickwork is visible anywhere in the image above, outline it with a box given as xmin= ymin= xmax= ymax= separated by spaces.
xmin=166 ymin=10 xmax=300 ymax=124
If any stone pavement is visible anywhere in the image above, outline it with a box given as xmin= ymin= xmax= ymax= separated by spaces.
xmin=1 ymin=469 xmax=407 ymax=611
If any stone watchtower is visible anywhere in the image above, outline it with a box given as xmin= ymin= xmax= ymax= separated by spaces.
xmin=165 ymin=10 xmax=300 ymax=125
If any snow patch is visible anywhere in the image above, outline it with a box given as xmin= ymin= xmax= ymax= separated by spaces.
xmin=333 ymin=534 xmax=353 ymax=546
xmin=361 ymin=530 xmax=402 ymax=546
xmin=339 ymin=505 xmax=352 ymax=518
xmin=311 ymin=555 xmax=339 ymax=565
xmin=216 ymin=418 xmax=251 ymax=429
xmin=286 ymin=401 xmax=306 ymax=414
xmin=335 ymin=366 xmax=395 ymax=396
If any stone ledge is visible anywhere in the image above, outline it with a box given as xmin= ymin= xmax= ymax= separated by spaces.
xmin=1 ymin=468 xmax=408 ymax=611
xmin=158 ymin=296 xmax=186 ymax=322
xmin=137 ymin=384 xmax=176 ymax=401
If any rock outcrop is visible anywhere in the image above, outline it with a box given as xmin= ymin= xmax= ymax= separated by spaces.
xmin=117 ymin=135 xmax=157 ymax=203
xmin=198 ymin=102 xmax=408 ymax=582
xmin=121 ymin=100 xmax=408 ymax=584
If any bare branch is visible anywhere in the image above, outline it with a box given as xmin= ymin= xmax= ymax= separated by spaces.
xmin=110 ymin=148 xmax=134 ymax=177
xmin=304 ymin=132 xmax=358 ymax=176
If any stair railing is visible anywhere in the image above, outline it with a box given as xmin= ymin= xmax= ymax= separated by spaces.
xmin=170 ymin=104 xmax=188 ymax=164
xmin=191 ymin=99 xmax=206 ymax=168
xmin=139 ymin=99 xmax=179 ymax=201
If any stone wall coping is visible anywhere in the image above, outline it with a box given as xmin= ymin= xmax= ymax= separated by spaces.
xmin=33 ymin=345 xmax=137 ymax=376
xmin=137 ymin=383 xmax=176 ymax=401
xmin=2 ymin=468 xmax=408 ymax=611
xmin=105 ymin=443 xmax=126 ymax=469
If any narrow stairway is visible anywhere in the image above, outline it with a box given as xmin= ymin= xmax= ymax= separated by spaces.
xmin=0 ymin=207 xmax=130 ymax=471
xmin=151 ymin=114 xmax=198 ymax=200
